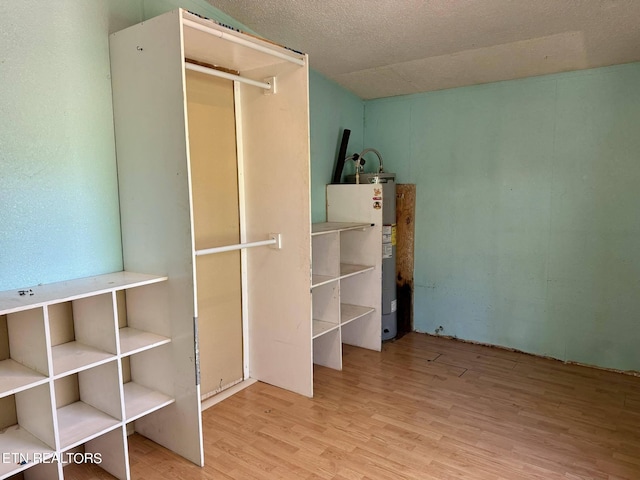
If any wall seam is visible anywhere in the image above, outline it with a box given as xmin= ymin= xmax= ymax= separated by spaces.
xmin=544 ymin=78 xmax=561 ymax=361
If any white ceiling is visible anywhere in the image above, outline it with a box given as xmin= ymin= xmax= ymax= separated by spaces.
xmin=206 ymin=0 xmax=640 ymax=99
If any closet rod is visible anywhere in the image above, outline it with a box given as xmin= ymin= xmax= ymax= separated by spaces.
xmin=182 ymin=18 xmax=305 ymax=67
xmin=195 ymin=238 xmax=277 ymax=256
xmin=185 ymin=62 xmax=271 ymax=89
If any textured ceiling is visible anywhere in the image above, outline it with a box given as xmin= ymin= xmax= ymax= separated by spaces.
xmin=206 ymin=0 xmax=640 ymax=99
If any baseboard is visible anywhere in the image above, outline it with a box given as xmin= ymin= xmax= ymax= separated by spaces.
xmin=201 ymin=378 xmax=259 ymax=411
xmin=422 ymin=331 xmax=640 ymax=378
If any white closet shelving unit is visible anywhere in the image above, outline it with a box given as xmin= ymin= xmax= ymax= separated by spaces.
xmin=110 ymin=4 xmax=312 ymax=464
xmin=311 ymin=222 xmax=382 ymax=370
xmin=0 ymin=272 xmax=174 ymax=480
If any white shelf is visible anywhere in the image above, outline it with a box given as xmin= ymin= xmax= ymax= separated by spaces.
xmin=51 ymin=341 xmax=115 ymax=377
xmin=311 ymin=220 xmax=381 ymax=372
xmin=312 ymin=319 xmax=340 ymax=339
xmin=0 ymin=271 xmax=177 ymax=479
xmin=341 ymin=304 xmax=375 ymax=326
xmin=0 ymin=358 xmax=48 ymax=398
xmin=57 ymin=401 xmax=120 ymax=450
xmin=0 ymin=424 xmax=55 ymax=478
xmin=123 ymin=382 xmax=174 ymax=422
xmin=119 ymin=327 xmax=171 ymax=356
xmin=311 ymin=274 xmax=338 ymax=288
xmin=0 ymin=271 xmax=167 ymax=316
xmin=312 ymin=222 xmax=372 ymax=236
xmin=340 ymin=263 xmax=374 ymax=279
xmin=181 ymin=11 xmax=304 ymax=73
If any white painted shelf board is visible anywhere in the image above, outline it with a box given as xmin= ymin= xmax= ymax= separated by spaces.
xmin=340 ymin=264 xmax=374 ymax=279
xmin=123 ymin=381 xmax=174 ymax=422
xmin=119 ymin=327 xmax=171 ymax=356
xmin=181 ymin=10 xmax=304 ymax=72
xmin=341 ymin=304 xmax=375 ymax=326
xmin=0 ymin=424 xmax=55 ymax=478
xmin=312 ymin=319 xmax=340 ymax=339
xmin=311 ymin=222 xmax=373 ymax=236
xmin=0 ymin=271 xmax=167 ymax=315
xmin=311 ymin=274 xmax=338 ymax=289
xmin=0 ymin=359 xmax=48 ymax=399
xmin=51 ymin=341 xmax=115 ymax=377
xmin=57 ymin=401 xmax=120 ymax=450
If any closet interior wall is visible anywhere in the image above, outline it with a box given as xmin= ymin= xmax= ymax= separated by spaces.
xmin=186 ymin=70 xmax=244 ymax=400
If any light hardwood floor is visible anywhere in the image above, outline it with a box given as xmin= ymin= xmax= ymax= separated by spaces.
xmin=66 ymin=332 xmax=640 ymax=479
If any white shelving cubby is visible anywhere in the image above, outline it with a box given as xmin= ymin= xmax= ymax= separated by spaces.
xmin=311 ymin=222 xmax=381 ymax=370
xmin=0 ymin=271 xmax=184 ymax=480
xmin=0 ymin=384 xmax=56 ymax=479
xmin=121 ymin=345 xmax=174 ymax=423
xmin=54 ymin=362 xmax=122 ymax=451
xmin=116 ymin=283 xmax=171 ymax=358
xmin=0 ymin=310 xmax=49 ymax=398
xmin=48 ymin=293 xmax=118 ymax=378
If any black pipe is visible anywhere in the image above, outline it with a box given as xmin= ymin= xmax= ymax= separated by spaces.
xmin=332 ymin=129 xmax=351 ymax=184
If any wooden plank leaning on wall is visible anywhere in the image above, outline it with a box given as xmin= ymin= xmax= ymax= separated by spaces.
xmin=396 ymin=184 xmax=415 ymax=336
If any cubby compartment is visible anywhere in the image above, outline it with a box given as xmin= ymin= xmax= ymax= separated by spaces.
xmin=0 ymin=311 xmax=49 ymax=398
xmin=48 ymin=295 xmax=117 ymax=377
xmin=313 ymin=328 xmax=342 ymax=370
xmin=121 ymin=346 xmax=174 ymax=422
xmin=3 ymin=460 xmax=60 ymax=480
xmin=60 ymin=427 xmax=128 ymax=480
xmin=311 ymin=283 xmax=340 ymax=339
xmin=0 ymin=384 xmax=56 ymax=479
xmin=115 ymin=282 xmax=171 ymax=357
xmin=54 ymin=362 xmax=122 ymax=451
xmin=340 ymin=226 xmax=377 ymax=278
xmin=340 ymin=272 xmax=376 ymax=327
xmin=311 ymin=231 xmax=340 ymax=287
xmin=340 ymin=273 xmax=379 ymax=350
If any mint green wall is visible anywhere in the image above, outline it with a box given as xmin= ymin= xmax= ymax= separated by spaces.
xmin=365 ymin=63 xmax=640 ymax=372
xmin=0 ymin=0 xmax=248 ymax=291
xmin=309 ymin=71 xmax=365 ymax=222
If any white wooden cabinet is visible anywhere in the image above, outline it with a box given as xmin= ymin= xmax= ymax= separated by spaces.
xmin=109 ymin=2 xmax=312 ymax=460
xmin=0 ymin=272 xmax=173 ymax=480
xmin=311 ymin=222 xmax=382 ymax=370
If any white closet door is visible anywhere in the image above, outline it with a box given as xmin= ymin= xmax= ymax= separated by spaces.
xmin=186 ymin=70 xmax=243 ymax=399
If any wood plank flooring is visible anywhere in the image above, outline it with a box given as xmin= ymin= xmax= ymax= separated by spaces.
xmin=73 ymin=333 xmax=640 ymax=479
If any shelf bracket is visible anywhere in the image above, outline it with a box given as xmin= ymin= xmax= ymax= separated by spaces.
xmin=263 ymin=76 xmax=277 ymax=95
xmin=269 ymin=233 xmax=282 ymax=249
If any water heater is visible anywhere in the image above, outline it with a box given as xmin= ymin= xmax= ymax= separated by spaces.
xmin=326 ymin=175 xmax=398 ymax=341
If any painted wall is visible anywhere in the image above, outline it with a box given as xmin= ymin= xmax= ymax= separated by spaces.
xmin=309 ymin=71 xmax=365 ymax=222
xmin=1 ymin=0 xmax=357 ymax=290
xmin=1 ymin=1 xmax=131 ymax=291
xmin=365 ymin=63 xmax=640 ymax=372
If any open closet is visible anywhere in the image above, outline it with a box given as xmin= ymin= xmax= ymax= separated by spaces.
xmin=109 ymin=7 xmax=313 ymax=474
